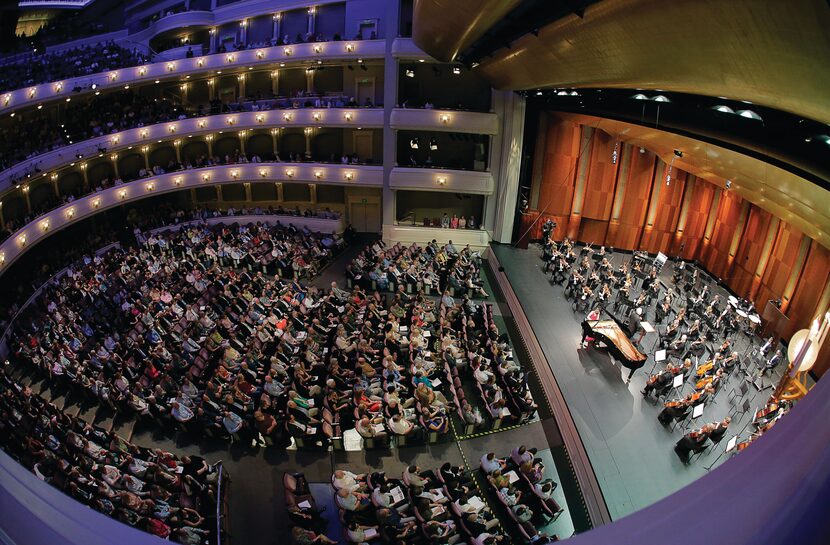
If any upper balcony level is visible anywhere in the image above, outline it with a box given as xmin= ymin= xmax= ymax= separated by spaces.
xmin=0 ymin=39 xmax=386 ymax=115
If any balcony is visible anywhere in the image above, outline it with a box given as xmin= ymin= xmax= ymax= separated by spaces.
xmin=0 ymin=109 xmax=384 ymax=192
xmin=390 ymin=108 xmax=498 ymax=135
xmin=0 ymin=39 xmax=385 ymax=114
xmin=0 ymin=162 xmax=381 ymax=271
xmin=389 ymin=167 xmax=494 ymax=195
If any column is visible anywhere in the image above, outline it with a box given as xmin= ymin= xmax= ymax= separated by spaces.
xmin=724 ymin=200 xmax=751 ymax=284
xmin=303 ymin=128 xmax=313 ymax=158
xmin=208 ymin=78 xmax=216 ymax=100
xmin=75 ymin=167 xmax=86 ymax=193
xmin=111 ymin=154 xmax=120 ymax=178
xmin=638 ymin=158 xmax=665 ymax=248
xmin=489 ymin=90 xmax=526 ymax=243
xmin=239 ymin=20 xmax=248 ymax=46
xmin=238 ymin=130 xmax=247 ymax=155
xmin=272 ymin=14 xmax=281 ymax=41
xmin=309 ymin=184 xmax=317 ymax=205
xmin=0 ymin=203 xmax=4 ymax=230
xmin=307 ymin=7 xmax=316 ymax=35
xmin=381 ymin=0 xmax=400 ymax=229
xmin=270 ymin=70 xmax=279 ymax=96
xmin=565 ymin=126 xmax=595 ymax=239
xmin=21 ymin=186 xmax=31 ymax=214
xmin=750 ymin=216 xmax=780 ymax=299
xmin=216 ymin=185 xmax=224 ymax=201
xmin=141 ymin=147 xmax=150 ymax=169
xmin=173 ymin=140 xmax=182 ymax=163
xmin=305 ymin=68 xmax=314 ymax=94
xmin=206 ymin=135 xmax=214 ymax=156
xmin=528 ymin=113 xmax=548 ymax=210
xmin=276 ymin=182 xmax=284 ymax=202
xmin=209 ymin=28 xmax=217 ymax=54
xmin=244 ymin=182 xmax=252 ymax=202
xmin=605 ymin=142 xmax=633 ymax=246
xmin=237 ymin=75 xmax=246 ymax=100
xmin=270 ymin=128 xmax=280 ymax=158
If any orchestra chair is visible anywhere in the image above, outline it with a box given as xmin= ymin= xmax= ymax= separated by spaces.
xmin=729 ymin=397 xmax=751 ymax=419
xmin=688 ymin=440 xmax=711 ymax=463
xmin=728 ymin=381 xmax=749 ymax=403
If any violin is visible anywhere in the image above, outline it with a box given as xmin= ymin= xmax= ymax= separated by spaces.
xmin=696 ymin=361 xmax=715 ymax=378
xmin=687 ymin=390 xmax=705 ymax=404
xmin=695 ymin=376 xmax=713 ymax=390
xmin=754 ymin=402 xmax=779 ymax=422
xmin=664 ymin=399 xmax=685 ymax=409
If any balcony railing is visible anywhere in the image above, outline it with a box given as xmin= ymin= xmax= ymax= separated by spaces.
xmin=389 ymin=167 xmax=494 ymax=195
xmin=0 ymin=162 xmax=382 ymax=271
xmin=0 ymin=39 xmax=385 ymax=114
xmin=390 ymin=108 xmax=499 ymax=135
xmin=1 ymin=108 xmax=385 ymax=192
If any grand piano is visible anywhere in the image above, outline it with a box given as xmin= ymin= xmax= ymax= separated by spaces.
xmin=581 ymin=314 xmax=648 ymax=378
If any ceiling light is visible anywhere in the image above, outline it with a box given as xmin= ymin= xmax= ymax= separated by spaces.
xmin=713 ymin=105 xmax=735 ymax=113
xmin=737 ymin=109 xmax=763 ymax=121
xmin=652 ymin=95 xmax=670 ymax=102
xmin=632 ymin=93 xmax=648 ymax=100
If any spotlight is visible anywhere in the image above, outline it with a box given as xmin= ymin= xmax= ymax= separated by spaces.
xmin=410 ymin=138 xmax=419 ymax=150
xmin=639 ymin=147 xmax=646 ymax=154
xmin=725 ymin=179 xmax=732 ymax=190
xmin=405 ymin=69 xmax=415 ymax=78
xmin=429 ymin=137 xmax=438 ymax=151
xmin=452 ymin=66 xmax=461 ymax=75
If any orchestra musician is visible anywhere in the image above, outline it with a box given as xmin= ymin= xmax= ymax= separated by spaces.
xmin=674 ymin=423 xmax=714 ymax=461
xmin=641 ymin=358 xmax=691 ymax=397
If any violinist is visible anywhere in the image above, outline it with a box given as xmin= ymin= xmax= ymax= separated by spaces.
xmin=719 ymin=351 xmax=738 ymax=370
xmin=709 ymin=416 xmax=731 ymax=443
xmin=695 ymin=368 xmax=724 ymax=391
xmin=657 ymin=397 xmax=690 ymax=425
xmin=597 ymin=283 xmax=612 ymax=303
xmin=642 ymin=368 xmax=674 ymax=397
xmin=674 ymin=423 xmax=714 ymax=461
xmin=666 ymin=334 xmax=687 ymax=358
xmin=655 ymin=299 xmax=671 ymax=324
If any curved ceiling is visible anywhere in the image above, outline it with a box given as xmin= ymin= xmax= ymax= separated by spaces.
xmin=556 ymin=112 xmax=830 ymax=248
xmin=412 ymin=0 xmax=522 ymax=63
xmin=417 ymin=0 xmax=830 ymax=126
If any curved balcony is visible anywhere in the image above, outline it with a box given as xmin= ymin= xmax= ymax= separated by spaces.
xmin=388 ymin=167 xmax=494 ymax=195
xmin=0 ymin=162 xmax=381 ymax=272
xmin=0 ymin=39 xmax=385 ymax=114
xmin=390 ymin=108 xmax=499 ymax=135
xmin=138 ymin=10 xmax=216 ymax=39
xmin=0 ymin=108 xmax=385 ymax=192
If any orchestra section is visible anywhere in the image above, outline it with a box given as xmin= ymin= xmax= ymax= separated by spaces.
xmin=518 ymin=112 xmax=830 ymax=377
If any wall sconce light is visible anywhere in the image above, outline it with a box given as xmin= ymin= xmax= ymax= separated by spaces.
xmin=436 ymin=176 xmax=448 ymax=186
xmin=110 ymin=153 xmax=119 ymax=161
xmin=226 ymin=117 xmax=236 ymax=126
xmin=283 ymin=46 xmax=293 ymax=56
xmin=285 ymin=169 xmax=295 ymax=178
xmin=54 ymin=82 xmax=63 ymax=92
xmin=92 ymin=198 xmax=101 ymax=208
xmin=197 ymin=119 xmax=207 ymax=129
xmin=345 ymin=43 xmax=355 ymax=53
xmin=167 ymin=62 xmax=175 ymax=72
xmin=259 ymin=168 xmax=268 ymax=178
xmin=111 ymin=135 xmax=120 ymax=145
xmin=314 ymin=170 xmax=323 ymax=179
xmin=230 ymin=169 xmax=239 ymax=179
xmin=313 ymin=44 xmax=322 ymax=54
xmin=174 ymin=176 xmax=183 ymax=186
xmin=439 ymin=114 xmax=450 ymax=124
xmin=3 ymin=94 xmax=10 ymax=106
xmin=18 ymin=235 xmax=26 ymax=247
xmin=40 ymin=219 xmax=50 ymax=232
xmin=197 ymin=58 xmax=204 ymax=67
xmin=28 ymin=88 xmax=36 ymax=98
xmin=283 ymin=112 xmax=292 ymax=122
xmin=110 ymin=72 xmax=118 ymax=81
xmin=312 ymin=112 xmax=322 ymax=121
xmin=344 ymin=171 xmax=354 ymax=181
xmin=145 ymin=182 xmax=155 ymax=191
xmin=66 ymin=207 xmax=75 ymax=219
xmin=227 ymin=54 xmax=235 ymax=63
xmin=255 ymin=113 xmax=265 ymax=124
xmin=138 ymin=66 xmax=146 ymax=76
xmin=0 ymin=253 xmax=4 ymax=267
xmin=202 ymin=173 xmax=211 ymax=182
xmin=256 ymin=50 xmax=265 ymax=59
xmin=168 ymin=124 xmax=177 ymax=133
xmin=119 ymin=189 xmax=127 ymax=199
xmin=140 ymin=129 xmax=149 ymax=138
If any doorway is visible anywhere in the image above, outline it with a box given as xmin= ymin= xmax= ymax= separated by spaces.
xmin=354 ymin=77 xmax=375 ymax=107
xmin=353 ymin=131 xmax=374 ymax=163
xmin=350 ymin=201 xmax=380 ymax=233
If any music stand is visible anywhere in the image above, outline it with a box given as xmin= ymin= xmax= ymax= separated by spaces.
xmin=650 ymin=348 xmax=667 ymax=373
xmin=683 ymin=403 xmax=705 ymax=431
xmin=705 ymin=435 xmax=738 ymax=471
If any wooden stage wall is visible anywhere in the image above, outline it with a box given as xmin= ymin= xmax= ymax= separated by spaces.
xmin=520 ymin=114 xmax=830 ymax=377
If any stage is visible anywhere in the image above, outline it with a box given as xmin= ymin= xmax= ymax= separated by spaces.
xmin=490 ymin=243 xmax=785 ymax=520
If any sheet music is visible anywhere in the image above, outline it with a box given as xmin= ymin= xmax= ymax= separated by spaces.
xmin=505 ymin=470 xmax=520 ymax=483
xmin=692 ymin=403 xmax=704 ymax=418
xmin=726 ymin=436 xmax=738 ymax=452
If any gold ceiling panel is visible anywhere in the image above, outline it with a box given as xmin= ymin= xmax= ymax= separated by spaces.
xmin=475 ymin=0 xmax=830 ymax=124
xmin=412 ymin=0 xmax=522 ymax=62
xmin=556 ymin=113 xmax=830 ymax=248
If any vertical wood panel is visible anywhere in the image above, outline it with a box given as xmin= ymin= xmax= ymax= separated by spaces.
xmin=755 ymin=222 xmax=804 ymax=309
xmin=581 ymin=130 xmax=619 ymax=221
xmin=607 ymin=148 xmax=656 ymax=249
xmin=537 ymin=116 xmax=580 ymax=216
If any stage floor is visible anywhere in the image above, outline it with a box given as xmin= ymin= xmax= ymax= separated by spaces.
xmin=491 ymin=243 xmax=784 ymax=520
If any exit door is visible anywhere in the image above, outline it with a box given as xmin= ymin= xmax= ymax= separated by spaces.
xmin=350 ymin=201 xmax=380 ymax=233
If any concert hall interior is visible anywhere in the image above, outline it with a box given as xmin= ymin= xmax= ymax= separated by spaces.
xmin=0 ymin=1 xmax=828 ymax=545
